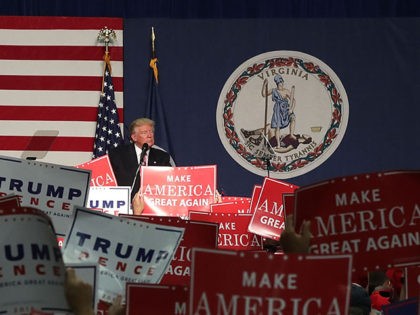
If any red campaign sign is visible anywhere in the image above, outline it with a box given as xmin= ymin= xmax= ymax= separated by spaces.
xmin=294 ymin=170 xmax=420 ymax=279
xmin=221 ymin=196 xmax=251 ymax=203
xmin=405 ymin=265 xmax=420 ymax=299
xmin=0 ymin=194 xmax=21 ymax=209
xmin=140 ymin=165 xmax=217 ymax=217
xmin=120 ymin=214 xmax=218 ymax=286
xmin=249 ymin=185 xmax=262 ymax=214
xmin=76 ymin=154 xmax=117 ymax=187
xmin=248 ymin=178 xmax=298 ymax=240
xmin=189 ymin=212 xmax=263 ymax=251
xmin=190 ymin=249 xmax=352 ymax=315
xmin=126 ymin=284 xmax=189 ymax=315
xmin=211 ymin=199 xmax=251 ymax=214
xmin=283 ymin=193 xmax=295 ymax=215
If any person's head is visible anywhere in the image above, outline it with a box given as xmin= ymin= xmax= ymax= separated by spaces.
xmin=350 ymin=283 xmax=371 ymax=315
xmin=368 ymin=270 xmax=392 ymax=296
xmin=130 ymin=118 xmax=155 ymax=148
xmin=274 ymin=74 xmax=284 ymax=86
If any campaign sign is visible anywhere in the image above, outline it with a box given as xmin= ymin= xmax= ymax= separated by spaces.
xmin=249 ymin=185 xmax=262 ymax=213
xmin=283 ymin=193 xmax=295 ymax=215
xmin=293 ymin=171 xmax=420 ymax=278
xmin=0 ymin=207 xmax=69 ymax=313
xmin=120 ymin=215 xmax=218 ymax=286
xmin=189 ymin=212 xmax=263 ymax=251
xmin=62 ymin=206 xmax=185 ymax=303
xmin=248 ymin=178 xmax=298 ymax=240
xmin=211 ymin=199 xmax=251 ymax=214
xmin=87 ymin=186 xmax=131 ymax=216
xmin=0 ymin=155 xmax=90 ymax=235
xmin=404 ymin=265 xmax=420 ymax=299
xmin=189 ymin=249 xmax=352 ymax=315
xmin=126 ymin=283 xmax=189 ymax=315
xmin=221 ymin=196 xmax=251 ymax=203
xmin=140 ymin=165 xmax=217 ymax=217
xmin=76 ymin=154 xmax=117 ymax=187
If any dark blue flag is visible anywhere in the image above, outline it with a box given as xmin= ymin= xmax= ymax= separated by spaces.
xmin=93 ymin=56 xmax=124 ymax=158
xmin=145 ymin=29 xmax=174 ymax=162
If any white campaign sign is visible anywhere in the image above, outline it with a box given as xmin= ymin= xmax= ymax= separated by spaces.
xmin=0 ymin=155 xmax=90 ymax=235
xmin=0 ymin=208 xmax=69 ymax=313
xmin=62 ymin=206 xmax=185 ymax=303
xmin=86 ymin=186 xmax=131 ymax=216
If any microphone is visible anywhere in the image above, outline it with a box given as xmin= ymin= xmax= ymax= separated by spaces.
xmin=131 ymin=143 xmax=149 ymax=194
xmin=139 ymin=143 xmax=149 ymax=165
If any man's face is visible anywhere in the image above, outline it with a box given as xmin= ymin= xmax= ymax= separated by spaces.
xmin=131 ymin=124 xmax=155 ymax=147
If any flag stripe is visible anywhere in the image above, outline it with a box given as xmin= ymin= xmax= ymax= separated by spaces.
xmin=0 ymin=75 xmax=123 ymax=90
xmin=0 ymin=106 xmax=124 ymax=121
xmin=0 ymin=120 xmax=96 ymax=137
xmin=0 ymin=151 xmax=93 ymax=166
xmin=0 ymin=30 xmax=123 ymax=46
xmin=0 ymin=16 xmax=123 ymax=30
xmin=0 ymin=136 xmax=93 ymax=151
xmin=0 ymin=90 xmax=123 ymax=107
xmin=0 ymin=16 xmax=124 ymax=166
xmin=0 ymin=45 xmax=123 ymax=61
xmin=0 ymin=121 xmax=101 ymax=136
xmin=0 ymin=60 xmax=123 ymax=77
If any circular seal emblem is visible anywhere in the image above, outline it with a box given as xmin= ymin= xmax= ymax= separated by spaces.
xmin=216 ymin=51 xmax=349 ymax=179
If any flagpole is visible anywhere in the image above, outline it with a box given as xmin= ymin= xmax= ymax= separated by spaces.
xmin=93 ymin=26 xmax=123 ymax=159
xmin=97 ymin=27 xmax=116 ymax=90
xmin=146 ymin=27 xmax=174 ymax=164
xmin=98 ymin=26 xmax=116 ymax=54
xmin=264 ymin=79 xmax=271 ymax=177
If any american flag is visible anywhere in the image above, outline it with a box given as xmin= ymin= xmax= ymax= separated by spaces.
xmin=93 ymin=57 xmax=124 ymax=158
xmin=0 ymin=16 xmax=124 ymax=166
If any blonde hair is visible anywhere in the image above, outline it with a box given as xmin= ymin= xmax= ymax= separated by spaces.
xmin=129 ymin=118 xmax=155 ymax=134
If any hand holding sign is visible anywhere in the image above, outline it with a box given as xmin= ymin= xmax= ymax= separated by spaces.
xmin=64 ymin=268 xmax=94 ymax=315
xmin=280 ymin=214 xmax=312 ymax=253
xmin=132 ymin=191 xmax=145 ymax=215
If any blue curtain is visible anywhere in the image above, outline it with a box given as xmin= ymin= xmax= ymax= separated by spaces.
xmin=0 ymin=0 xmax=419 ymax=18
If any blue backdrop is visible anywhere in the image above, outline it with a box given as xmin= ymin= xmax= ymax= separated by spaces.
xmin=124 ymin=18 xmax=420 ymax=196
xmin=1 ymin=0 xmax=419 ymax=18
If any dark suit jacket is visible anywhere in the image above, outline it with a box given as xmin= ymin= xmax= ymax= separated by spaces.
xmin=108 ymin=143 xmax=171 ymax=199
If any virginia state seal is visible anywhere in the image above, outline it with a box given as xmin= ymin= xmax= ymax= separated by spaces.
xmin=216 ymin=51 xmax=349 ymax=178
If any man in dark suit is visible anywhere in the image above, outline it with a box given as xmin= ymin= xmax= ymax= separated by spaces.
xmin=108 ymin=117 xmax=172 ymax=200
